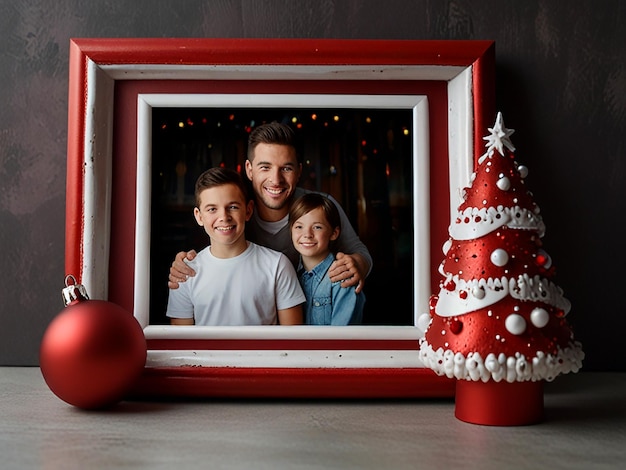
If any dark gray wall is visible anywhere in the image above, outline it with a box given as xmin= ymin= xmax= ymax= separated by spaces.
xmin=1 ymin=1 xmax=623 ymax=371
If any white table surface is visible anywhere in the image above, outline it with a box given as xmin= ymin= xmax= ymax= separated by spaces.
xmin=1 ymin=368 xmax=625 ymax=469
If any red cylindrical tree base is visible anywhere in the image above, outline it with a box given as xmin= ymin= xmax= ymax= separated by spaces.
xmin=455 ymin=379 xmax=544 ymax=426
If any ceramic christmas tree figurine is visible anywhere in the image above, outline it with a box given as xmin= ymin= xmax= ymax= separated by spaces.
xmin=419 ymin=112 xmax=584 ymax=425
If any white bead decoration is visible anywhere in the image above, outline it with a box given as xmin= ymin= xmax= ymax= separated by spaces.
xmin=472 ymin=286 xmax=486 ymax=299
xmin=490 ymin=248 xmax=509 ymax=267
xmin=530 ymin=307 xmax=550 ymax=328
xmin=518 ymin=165 xmax=529 ymax=178
xmin=505 ymin=313 xmax=526 ymax=335
xmin=496 ymin=176 xmax=511 ymax=191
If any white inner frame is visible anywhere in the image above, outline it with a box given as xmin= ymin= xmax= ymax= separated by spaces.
xmin=79 ymin=62 xmax=475 ymax=368
xmin=136 ymin=93 xmax=429 ymax=328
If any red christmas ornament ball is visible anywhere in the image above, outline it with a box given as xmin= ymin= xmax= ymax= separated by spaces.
xmin=40 ymin=298 xmax=147 ymax=409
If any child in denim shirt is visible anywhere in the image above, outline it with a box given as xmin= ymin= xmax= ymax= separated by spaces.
xmin=289 ymin=193 xmax=365 ymax=325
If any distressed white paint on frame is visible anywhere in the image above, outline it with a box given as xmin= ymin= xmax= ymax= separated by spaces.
xmin=147 ymin=349 xmax=426 ymax=369
xmin=79 ymin=60 xmax=475 ymax=369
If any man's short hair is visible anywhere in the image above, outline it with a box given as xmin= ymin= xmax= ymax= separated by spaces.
xmin=247 ymin=121 xmax=296 ymax=161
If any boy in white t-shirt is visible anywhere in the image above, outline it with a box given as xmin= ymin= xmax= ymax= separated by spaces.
xmin=166 ymin=167 xmax=305 ymax=326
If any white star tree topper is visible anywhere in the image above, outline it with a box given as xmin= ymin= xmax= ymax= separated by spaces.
xmin=480 ymin=112 xmax=516 ymax=163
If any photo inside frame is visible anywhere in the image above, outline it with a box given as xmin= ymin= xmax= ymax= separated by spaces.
xmin=149 ymin=107 xmax=414 ymax=326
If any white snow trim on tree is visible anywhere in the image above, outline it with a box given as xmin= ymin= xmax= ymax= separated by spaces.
xmin=449 ymin=205 xmax=545 ymax=240
xmin=418 ymin=340 xmax=584 ymax=383
xmin=434 ymin=273 xmax=572 ymax=317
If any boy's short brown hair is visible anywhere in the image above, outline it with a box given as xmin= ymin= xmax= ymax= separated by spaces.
xmin=194 ymin=167 xmax=249 ymax=208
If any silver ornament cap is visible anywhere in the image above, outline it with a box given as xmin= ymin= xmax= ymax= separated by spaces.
xmin=62 ymin=274 xmax=90 ymax=306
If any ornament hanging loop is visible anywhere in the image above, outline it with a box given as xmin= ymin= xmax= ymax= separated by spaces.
xmin=62 ymin=274 xmax=89 ymax=306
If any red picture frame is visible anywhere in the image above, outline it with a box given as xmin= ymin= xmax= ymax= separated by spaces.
xmin=65 ymin=38 xmax=495 ymax=398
